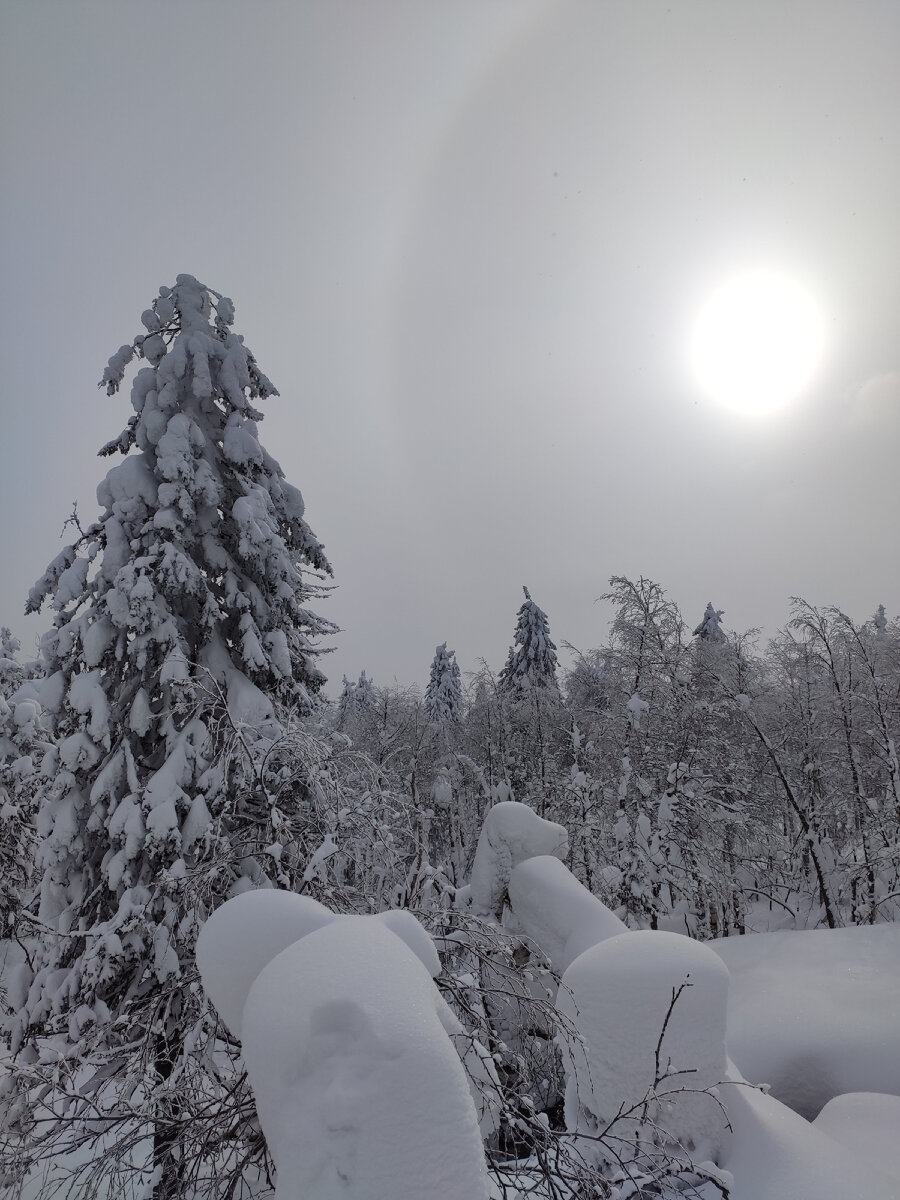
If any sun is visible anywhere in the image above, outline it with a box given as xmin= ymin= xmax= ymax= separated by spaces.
xmin=690 ymin=269 xmax=825 ymax=415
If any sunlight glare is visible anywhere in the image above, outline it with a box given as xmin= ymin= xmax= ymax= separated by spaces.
xmin=691 ymin=269 xmax=825 ymax=415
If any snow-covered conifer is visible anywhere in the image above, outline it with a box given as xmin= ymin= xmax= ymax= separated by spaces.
xmin=8 ymin=276 xmax=334 ymax=1195
xmin=354 ymin=669 xmax=376 ymax=711
xmin=693 ymin=602 xmax=726 ymax=643
xmin=335 ymin=674 xmax=356 ymax=728
xmin=498 ymin=587 xmax=560 ymax=699
xmin=0 ymin=628 xmax=46 ymax=934
xmin=424 ymin=643 xmax=462 ymax=723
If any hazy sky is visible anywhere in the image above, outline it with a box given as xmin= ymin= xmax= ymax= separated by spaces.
xmin=2 ymin=0 xmax=899 ymax=693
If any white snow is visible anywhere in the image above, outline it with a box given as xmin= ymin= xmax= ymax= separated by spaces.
xmin=371 ymin=908 xmax=442 ymax=977
xmin=57 ymin=730 xmax=100 ymax=770
xmin=301 ymin=833 xmax=339 ymax=885
xmin=239 ymin=917 xmax=490 ymax=1200
xmin=95 ymin=453 xmax=158 ymax=510
xmin=67 ymin=670 xmax=111 ymax=743
xmin=196 ymin=889 xmax=336 ymax=1037
xmin=507 ymin=853 xmax=627 ymax=972
xmin=469 ymin=800 xmax=568 ymax=917
xmin=557 ymin=929 xmax=730 ymax=1156
xmin=52 ymin=558 xmax=89 ymax=610
xmin=711 ymin=923 xmax=900 ymax=1118
xmin=81 ymin=617 xmax=116 ymax=667
xmin=812 ymin=1092 xmax=900 ymax=1184
xmin=625 ymin=691 xmax=650 ymax=728
xmin=719 ymin=1071 xmax=900 ymax=1200
xmin=128 ymin=688 xmax=152 ymax=735
xmin=195 ymin=890 xmax=447 ymax=1038
xmin=180 ymin=792 xmax=211 ymax=854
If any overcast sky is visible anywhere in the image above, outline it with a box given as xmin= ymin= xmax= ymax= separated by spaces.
xmin=2 ymin=0 xmax=899 ymax=694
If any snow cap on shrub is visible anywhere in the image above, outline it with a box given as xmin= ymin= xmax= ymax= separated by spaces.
xmin=558 ymin=929 xmax=730 ymax=1157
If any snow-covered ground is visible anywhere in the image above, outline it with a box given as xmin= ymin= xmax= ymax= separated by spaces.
xmin=712 ymin=923 xmax=900 ymax=1119
xmin=5 ymin=914 xmax=900 ymax=1200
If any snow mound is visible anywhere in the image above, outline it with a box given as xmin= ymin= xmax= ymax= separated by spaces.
xmin=196 ymin=889 xmax=335 ymax=1037
xmin=241 ymin=917 xmax=490 ymax=1200
xmin=721 ymin=1073 xmax=900 ymax=1200
xmin=470 ymin=801 xmax=568 ymax=917
xmin=558 ymin=930 xmax=730 ymax=1156
xmin=372 ymin=908 xmax=442 ymax=977
xmin=196 ymin=892 xmax=444 ymax=1040
xmin=196 ymin=894 xmax=496 ymax=1146
xmin=812 ymin=1092 xmax=900 ymax=1184
xmin=712 ymin=923 xmax=900 ymax=1118
xmin=507 ymin=853 xmax=627 ymax=972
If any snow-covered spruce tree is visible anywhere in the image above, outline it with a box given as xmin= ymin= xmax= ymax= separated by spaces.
xmin=7 ymin=275 xmax=334 ymax=1198
xmin=498 ymin=587 xmax=560 ymax=699
xmin=497 ymin=589 xmax=562 ymax=814
xmin=354 ymin=667 xmax=376 ymax=711
xmin=335 ymin=674 xmax=357 ymax=729
xmin=424 ymin=642 xmax=462 ymax=723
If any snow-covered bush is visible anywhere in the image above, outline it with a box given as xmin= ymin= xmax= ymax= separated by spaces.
xmin=714 ymin=923 xmax=900 ymax=1120
xmin=557 ymin=930 xmax=730 ymax=1167
xmin=507 ymin=853 xmax=627 ymax=973
xmin=469 ymin=799 xmax=568 ymax=917
xmin=197 ymin=897 xmax=491 ymax=1200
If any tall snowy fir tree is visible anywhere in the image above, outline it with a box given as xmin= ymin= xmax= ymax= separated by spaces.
xmin=496 ymin=588 xmax=561 ymax=815
xmin=4 ymin=276 xmax=334 ymax=1198
xmin=424 ymin=642 xmax=462 ymax=723
xmin=498 ymin=587 xmax=560 ymax=699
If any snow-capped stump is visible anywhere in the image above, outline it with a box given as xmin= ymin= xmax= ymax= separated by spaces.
xmin=470 ymin=799 xmax=568 ymax=917
xmin=228 ymin=916 xmax=491 ymax=1200
xmin=557 ymin=930 xmax=730 ymax=1161
xmin=196 ymin=892 xmax=448 ymax=1040
xmin=507 ymin=854 xmax=627 ymax=973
